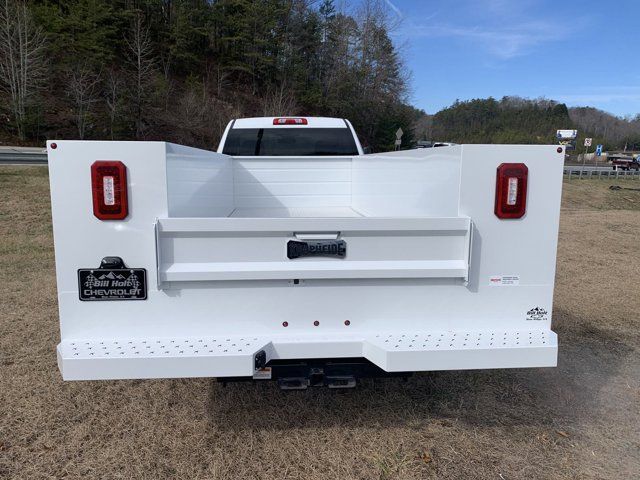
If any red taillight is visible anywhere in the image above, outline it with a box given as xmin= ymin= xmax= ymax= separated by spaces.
xmin=273 ymin=117 xmax=307 ymax=125
xmin=91 ymin=161 xmax=128 ymax=220
xmin=495 ymin=163 xmax=528 ymax=219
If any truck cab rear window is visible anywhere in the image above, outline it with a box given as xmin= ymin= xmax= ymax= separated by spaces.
xmin=222 ymin=128 xmax=359 ymax=156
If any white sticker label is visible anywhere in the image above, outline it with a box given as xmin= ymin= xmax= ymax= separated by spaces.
xmin=252 ymin=367 xmax=272 ymax=380
xmin=507 ymin=177 xmax=518 ymax=205
xmin=103 ymin=176 xmax=115 ymax=205
xmin=489 ymin=275 xmax=520 ymax=286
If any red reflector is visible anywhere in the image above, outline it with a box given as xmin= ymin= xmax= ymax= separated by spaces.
xmin=495 ymin=163 xmax=527 ymax=219
xmin=273 ymin=117 xmax=308 ymax=125
xmin=91 ymin=161 xmax=128 ymax=220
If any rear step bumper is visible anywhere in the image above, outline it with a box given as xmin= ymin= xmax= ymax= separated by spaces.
xmin=57 ymin=329 xmax=557 ymax=381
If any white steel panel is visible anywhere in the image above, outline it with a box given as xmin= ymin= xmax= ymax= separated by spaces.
xmin=166 ymin=147 xmax=234 ymax=217
xmin=157 ymin=216 xmax=472 ymax=282
xmin=157 ymin=216 xmax=471 ymax=233
xmin=161 ymin=260 xmax=468 ymax=281
xmin=48 ymin=140 xmax=563 ymax=382
xmin=161 ymin=234 xmax=465 ymax=263
xmin=363 ymin=329 xmax=557 ymax=371
xmin=47 ymin=140 xmax=169 ymax=295
xmin=233 ymin=157 xmax=352 ymax=209
xmin=234 ymin=168 xmax=351 ymax=183
xmin=57 ymin=329 xmax=556 ymax=380
xmin=235 ymin=157 xmax=352 ymax=169
xmin=458 ymin=145 xmax=564 ymax=288
xmin=235 ymin=181 xmax=349 ymax=196
xmin=54 ymin=283 xmax=554 ymax=352
xmin=234 ymin=194 xmax=352 ymax=209
xmin=229 ymin=207 xmax=363 ymax=218
xmin=352 ymin=147 xmax=462 ymax=217
xmin=58 ymin=335 xmax=269 ymax=380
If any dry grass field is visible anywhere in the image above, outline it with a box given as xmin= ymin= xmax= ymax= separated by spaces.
xmin=1 ymin=167 xmax=639 ymax=479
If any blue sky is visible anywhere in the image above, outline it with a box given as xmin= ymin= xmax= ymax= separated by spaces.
xmin=386 ymin=0 xmax=640 ymax=117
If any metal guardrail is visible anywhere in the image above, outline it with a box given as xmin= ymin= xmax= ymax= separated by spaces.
xmin=563 ymin=167 xmax=640 ymax=179
xmin=2 ymin=149 xmax=639 ymax=175
xmin=0 ymin=150 xmax=48 ymax=165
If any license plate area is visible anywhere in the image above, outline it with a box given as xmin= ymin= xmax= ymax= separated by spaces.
xmin=78 ymin=268 xmax=147 ymax=301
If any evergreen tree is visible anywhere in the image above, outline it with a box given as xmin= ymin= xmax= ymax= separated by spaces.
xmin=3 ymin=0 xmax=414 ymax=150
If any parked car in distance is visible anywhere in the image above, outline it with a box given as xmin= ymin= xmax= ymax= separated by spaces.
xmin=416 ymin=140 xmax=458 ymax=148
xmin=609 ymin=153 xmax=640 ymax=171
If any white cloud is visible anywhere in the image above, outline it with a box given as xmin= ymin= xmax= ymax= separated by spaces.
xmin=384 ymin=0 xmax=404 ymax=19
xmin=554 ymin=87 xmax=640 ymax=105
xmin=397 ymin=0 xmax=589 ymax=60
xmin=405 ymin=22 xmax=565 ymax=59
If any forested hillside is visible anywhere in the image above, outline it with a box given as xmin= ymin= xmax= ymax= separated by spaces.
xmin=2 ymin=1 xmax=638 ymax=152
xmin=419 ymin=97 xmax=640 ymax=151
xmin=0 ymin=0 xmax=420 ymax=151
xmin=569 ymin=107 xmax=640 ymax=151
xmin=428 ymin=97 xmax=572 ymax=145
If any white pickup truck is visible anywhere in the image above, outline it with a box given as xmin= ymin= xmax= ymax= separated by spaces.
xmin=48 ymin=116 xmax=564 ymax=388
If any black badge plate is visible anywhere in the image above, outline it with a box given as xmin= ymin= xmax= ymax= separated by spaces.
xmin=287 ymin=240 xmax=346 ymax=259
xmin=78 ymin=268 xmax=147 ymax=301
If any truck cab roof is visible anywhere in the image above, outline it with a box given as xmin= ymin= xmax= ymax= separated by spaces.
xmin=218 ymin=116 xmax=364 ymax=156
xmin=232 ymin=117 xmax=351 ymax=129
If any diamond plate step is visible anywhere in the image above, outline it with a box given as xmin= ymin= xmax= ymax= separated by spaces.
xmin=362 ymin=330 xmax=557 ymax=372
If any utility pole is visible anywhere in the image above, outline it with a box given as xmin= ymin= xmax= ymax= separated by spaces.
xmin=583 ymin=144 xmax=589 ymax=168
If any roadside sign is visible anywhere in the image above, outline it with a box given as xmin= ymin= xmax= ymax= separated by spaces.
xmin=596 ymin=144 xmax=603 ymax=156
xmin=584 ymin=138 xmax=592 ymax=147
xmin=556 ymin=129 xmax=577 ymax=140
xmin=394 ymin=139 xmax=402 ymax=146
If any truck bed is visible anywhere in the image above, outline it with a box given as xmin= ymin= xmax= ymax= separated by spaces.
xmin=47 ymin=141 xmax=564 ymax=381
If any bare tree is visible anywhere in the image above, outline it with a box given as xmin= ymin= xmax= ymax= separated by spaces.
xmin=0 ymin=0 xmax=46 ymax=140
xmin=125 ymin=11 xmax=156 ymax=139
xmin=205 ymin=62 xmax=231 ymax=98
xmin=159 ymin=49 xmax=172 ymax=81
xmin=570 ymin=106 xmax=640 ymax=147
xmin=67 ymin=65 xmax=101 ymax=139
xmin=173 ymin=84 xmax=209 ymax=144
xmin=261 ymin=82 xmax=298 ymax=116
xmin=105 ymin=68 xmax=122 ymax=139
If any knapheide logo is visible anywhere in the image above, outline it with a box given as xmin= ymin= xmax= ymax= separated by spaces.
xmin=526 ymin=307 xmax=548 ymax=321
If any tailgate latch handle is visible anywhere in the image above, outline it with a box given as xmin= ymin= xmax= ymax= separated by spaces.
xmin=287 ymin=240 xmax=347 ymax=259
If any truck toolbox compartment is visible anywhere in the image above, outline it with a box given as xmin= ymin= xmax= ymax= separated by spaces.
xmin=156 ymin=216 xmax=472 ymax=283
xmin=48 ymin=139 xmax=565 ymax=381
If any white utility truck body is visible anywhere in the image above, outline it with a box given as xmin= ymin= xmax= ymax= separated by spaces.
xmin=48 ymin=117 xmax=563 ymax=385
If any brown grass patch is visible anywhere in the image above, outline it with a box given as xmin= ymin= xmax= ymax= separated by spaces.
xmin=1 ymin=170 xmax=639 ymax=479
xmin=562 ymin=177 xmax=640 ymax=211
